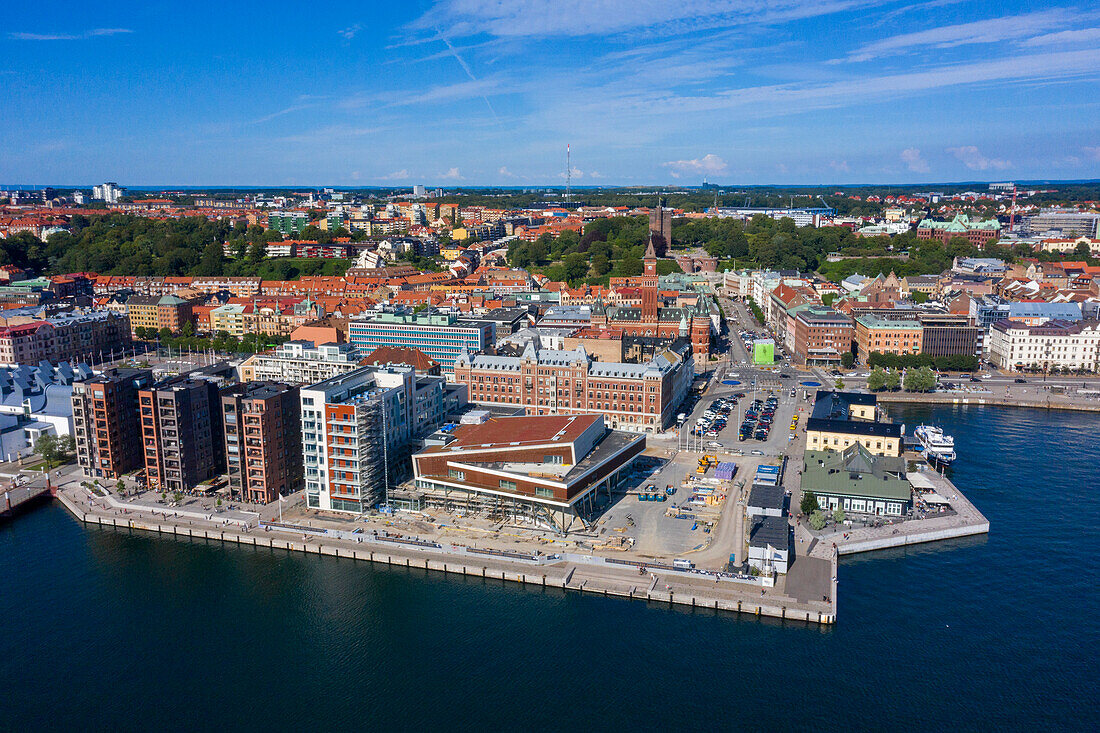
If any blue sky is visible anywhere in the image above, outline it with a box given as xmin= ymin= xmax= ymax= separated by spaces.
xmin=3 ymin=0 xmax=1099 ymax=186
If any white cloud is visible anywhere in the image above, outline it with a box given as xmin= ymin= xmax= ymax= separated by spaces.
xmin=1084 ymin=146 xmax=1100 ymax=161
xmin=664 ymin=153 xmax=728 ymax=178
xmin=9 ymin=28 xmax=132 ymax=41
xmin=836 ymin=10 xmax=1073 ymax=62
xmin=338 ymin=24 xmax=362 ymax=40
xmin=1021 ymin=28 xmax=1100 ymax=47
xmin=947 ymin=145 xmax=1010 ymax=171
xmin=439 ymin=167 xmax=464 ymax=180
xmin=410 ymin=0 xmax=878 ymax=39
xmin=379 ymin=169 xmax=410 ymax=180
xmin=588 ymin=170 xmax=604 ymax=179
xmin=830 ymin=160 xmax=850 ymax=172
xmin=901 ymin=148 xmax=930 ymax=173
xmin=558 ymin=166 xmax=584 ymax=180
xmin=498 ymin=166 xmax=516 ymax=178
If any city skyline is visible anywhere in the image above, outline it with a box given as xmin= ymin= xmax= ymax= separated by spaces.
xmin=3 ymin=0 xmax=1099 ymax=185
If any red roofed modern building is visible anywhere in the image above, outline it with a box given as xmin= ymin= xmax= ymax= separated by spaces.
xmin=409 ymin=414 xmax=645 ymax=532
xmin=359 ymin=345 xmax=441 ymax=375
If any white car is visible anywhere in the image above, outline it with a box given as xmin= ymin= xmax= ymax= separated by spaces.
xmin=705 ymin=441 xmax=724 ymax=449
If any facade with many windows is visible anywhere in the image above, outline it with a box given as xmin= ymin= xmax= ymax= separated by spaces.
xmin=452 ymin=340 xmax=693 ymax=434
xmin=348 ymin=309 xmax=494 ymax=373
xmin=72 ymin=368 xmax=154 ymax=479
xmin=988 ymin=319 xmax=1100 ymax=372
xmin=300 ymin=365 xmax=446 ymax=513
xmin=221 ymin=382 xmax=302 ymax=504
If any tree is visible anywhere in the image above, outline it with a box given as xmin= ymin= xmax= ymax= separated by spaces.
xmin=835 ymin=378 xmax=845 ymax=390
xmin=821 ymin=292 xmax=836 ymax=306
xmin=116 ymin=480 xmax=126 ymax=496
xmin=840 ymin=351 xmax=855 ymax=368
xmin=58 ymin=434 xmax=75 ymax=457
xmin=800 ymin=490 xmax=819 ymax=515
xmin=884 ymin=369 xmax=901 ymax=391
xmin=867 ymin=368 xmax=888 ymax=391
xmin=809 ymin=510 xmax=827 ymax=530
xmin=195 ymin=241 xmax=225 ymax=275
xmin=562 ymin=252 xmax=589 ymax=284
xmin=36 ymin=434 xmax=61 ymax=468
xmin=904 ymin=366 xmax=937 ymax=392
xmin=832 ymin=508 xmax=846 ymax=524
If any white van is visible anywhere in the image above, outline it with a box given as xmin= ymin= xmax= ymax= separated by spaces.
xmin=672 ymin=558 xmax=695 ymax=570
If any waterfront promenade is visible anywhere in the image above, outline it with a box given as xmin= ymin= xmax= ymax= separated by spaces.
xmin=52 ymin=477 xmax=837 ymax=625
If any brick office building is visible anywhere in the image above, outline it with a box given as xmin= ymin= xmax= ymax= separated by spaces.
xmin=790 ymin=306 xmax=855 ymax=366
xmin=452 ymin=340 xmax=693 ymax=434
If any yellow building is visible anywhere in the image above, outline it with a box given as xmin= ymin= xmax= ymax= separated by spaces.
xmin=805 ymin=391 xmax=902 ymax=457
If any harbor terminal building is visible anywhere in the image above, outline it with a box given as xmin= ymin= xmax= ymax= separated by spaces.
xmin=406 ymin=414 xmax=645 ymax=533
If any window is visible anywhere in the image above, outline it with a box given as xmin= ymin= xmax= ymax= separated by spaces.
xmin=448 ymin=469 xmax=465 ymax=480
xmin=535 ymin=487 xmax=554 ymax=498
xmin=499 ymin=479 xmax=517 ymax=491
xmin=543 ymin=455 xmax=563 ymax=464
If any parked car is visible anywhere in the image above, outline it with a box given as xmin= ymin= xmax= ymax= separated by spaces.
xmin=1015 ymin=378 xmax=1028 ymax=383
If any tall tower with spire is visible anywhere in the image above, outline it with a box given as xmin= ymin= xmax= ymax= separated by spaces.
xmin=643 ymin=233 xmax=658 ymax=279
xmin=641 ymin=234 xmax=659 ymax=318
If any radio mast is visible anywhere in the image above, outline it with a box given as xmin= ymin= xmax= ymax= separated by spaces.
xmin=565 ymin=144 xmax=571 ymax=204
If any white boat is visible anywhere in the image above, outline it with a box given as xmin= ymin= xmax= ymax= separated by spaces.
xmin=914 ymin=424 xmax=956 ymax=465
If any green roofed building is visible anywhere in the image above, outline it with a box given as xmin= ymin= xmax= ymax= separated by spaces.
xmin=802 ymin=443 xmax=911 ymax=517
xmin=916 ymin=213 xmax=1001 ymax=246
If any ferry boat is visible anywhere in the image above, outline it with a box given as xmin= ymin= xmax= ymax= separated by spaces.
xmin=914 ymin=424 xmax=957 ymax=465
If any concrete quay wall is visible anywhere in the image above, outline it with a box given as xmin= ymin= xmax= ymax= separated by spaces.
xmin=54 ymin=491 xmax=835 ymax=626
xmin=836 ymin=520 xmax=990 ymax=555
xmin=875 ymin=392 xmax=1100 ymax=413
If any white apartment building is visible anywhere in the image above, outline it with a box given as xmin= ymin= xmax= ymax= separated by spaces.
xmin=988 ymin=319 xmax=1100 ymax=372
xmin=300 ymin=365 xmax=445 ymax=513
xmin=237 ymin=341 xmax=363 ymax=384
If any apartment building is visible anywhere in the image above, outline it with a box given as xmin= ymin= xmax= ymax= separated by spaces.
xmin=348 ymin=309 xmax=494 ymax=373
xmin=988 ymin=319 xmax=1100 ymax=372
xmin=0 ymin=310 xmax=131 ymax=365
xmin=237 ymin=341 xmax=363 ymax=384
xmin=139 ymin=377 xmax=225 ymax=492
xmin=126 ymin=294 xmax=194 ymax=334
xmin=451 ymin=341 xmax=693 ymax=434
xmin=221 ymin=382 xmax=302 ymax=504
xmin=300 ymin=365 xmax=446 ymax=513
xmin=72 ymin=368 xmax=154 ymax=479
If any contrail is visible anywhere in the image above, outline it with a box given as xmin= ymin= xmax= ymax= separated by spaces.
xmin=436 ymin=29 xmax=499 ymax=122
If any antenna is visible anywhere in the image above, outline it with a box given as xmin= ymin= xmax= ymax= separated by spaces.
xmin=565 ymin=144 xmax=571 ymax=204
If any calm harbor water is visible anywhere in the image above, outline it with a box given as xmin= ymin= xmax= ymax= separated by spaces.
xmin=2 ymin=405 xmax=1097 ymax=731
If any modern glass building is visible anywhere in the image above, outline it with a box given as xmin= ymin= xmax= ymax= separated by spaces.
xmin=348 ymin=310 xmax=494 ymax=373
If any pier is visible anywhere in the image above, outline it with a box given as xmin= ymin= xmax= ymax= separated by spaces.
xmin=0 ymin=484 xmax=51 ymax=523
